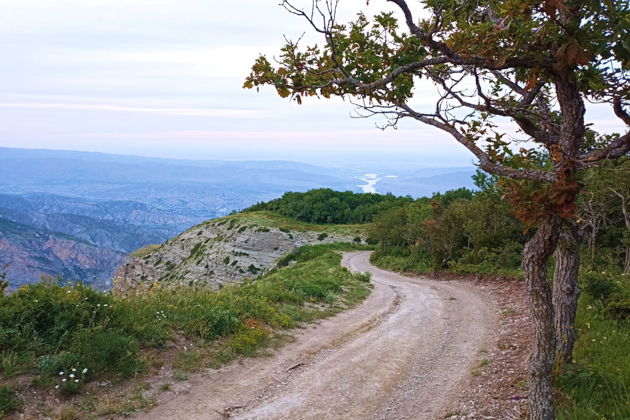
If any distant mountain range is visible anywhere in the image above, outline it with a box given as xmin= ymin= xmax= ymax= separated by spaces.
xmin=0 ymin=147 xmax=476 ymax=289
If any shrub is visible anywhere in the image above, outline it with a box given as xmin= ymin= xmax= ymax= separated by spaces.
xmin=182 ymin=305 xmax=241 ymax=340
xmin=229 ymin=327 xmax=270 ymax=357
xmin=71 ymin=329 xmax=141 ymax=377
xmin=581 ymin=271 xmax=621 ymax=301
xmin=56 ymin=367 xmax=89 ymax=396
xmin=0 ymin=282 xmax=115 ymax=352
xmin=354 ymin=272 xmax=371 ymax=283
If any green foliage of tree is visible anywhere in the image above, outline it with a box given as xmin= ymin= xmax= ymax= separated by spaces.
xmin=245 ymin=0 xmax=629 ymax=415
xmin=371 ymin=179 xmax=525 ymax=273
xmin=245 ymin=188 xmax=414 ymax=224
xmin=580 ymin=158 xmax=630 ymax=273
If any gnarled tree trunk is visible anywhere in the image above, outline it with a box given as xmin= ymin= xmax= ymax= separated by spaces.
xmin=522 ymin=216 xmax=561 ymax=420
xmin=553 ymin=221 xmax=580 ymax=366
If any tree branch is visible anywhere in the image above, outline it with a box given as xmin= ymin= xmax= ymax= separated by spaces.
xmin=579 ymin=131 xmax=630 ymax=167
xmin=398 ymin=103 xmax=557 ymax=182
xmin=614 ymin=97 xmax=630 ymax=126
xmin=386 ymin=0 xmax=550 ymax=69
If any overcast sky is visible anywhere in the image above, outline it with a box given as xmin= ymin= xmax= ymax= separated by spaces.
xmin=0 ymin=0 xmax=624 ymax=169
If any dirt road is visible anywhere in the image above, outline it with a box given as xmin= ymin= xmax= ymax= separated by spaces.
xmin=136 ymin=251 xmax=496 ymax=420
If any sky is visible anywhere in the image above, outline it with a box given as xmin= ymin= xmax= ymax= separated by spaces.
xmin=0 ymin=0 xmax=625 ymax=170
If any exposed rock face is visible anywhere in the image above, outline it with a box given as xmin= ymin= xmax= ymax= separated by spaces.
xmin=0 ymin=193 xmax=200 ymax=289
xmin=0 ymin=220 xmax=125 ymax=291
xmin=113 ymin=212 xmax=365 ymax=294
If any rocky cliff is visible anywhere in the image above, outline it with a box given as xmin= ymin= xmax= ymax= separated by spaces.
xmin=113 ymin=211 xmax=366 ymax=294
xmin=0 ymin=193 xmax=196 ymax=289
xmin=0 ymin=218 xmax=126 ymax=290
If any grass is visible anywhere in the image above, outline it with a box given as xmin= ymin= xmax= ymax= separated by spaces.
xmin=0 ymin=386 xmax=23 ymax=416
xmin=372 ymin=246 xmax=630 ymax=418
xmin=370 ymin=249 xmax=523 ymax=279
xmin=555 ymin=276 xmax=630 ymax=420
xmin=199 ymin=210 xmax=368 ymax=236
xmin=0 ymin=243 xmax=371 ymax=417
xmin=370 ymin=252 xmax=433 ymax=273
xmin=129 ymin=244 xmax=161 ymax=258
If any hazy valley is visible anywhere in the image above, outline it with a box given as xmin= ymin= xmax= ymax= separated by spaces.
xmin=0 ymin=147 xmax=475 ymax=289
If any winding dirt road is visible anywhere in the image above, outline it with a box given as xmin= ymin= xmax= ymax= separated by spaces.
xmin=135 ymin=251 xmax=496 ymax=420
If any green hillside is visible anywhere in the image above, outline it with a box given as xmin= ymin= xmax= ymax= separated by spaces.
xmin=114 ymin=210 xmax=369 ymax=293
xmin=0 ymin=242 xmax=371 ymax=418
xmin=2 ymin=162 xmax=629 ymax=418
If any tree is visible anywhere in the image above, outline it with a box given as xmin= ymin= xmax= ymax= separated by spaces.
xmin=245 ymin=1 xmax=630 ymax=418
xmin=552 ymin=220 xmax=580 ymax=365
xmin=585 ymin=158 xmax=630 ymax=273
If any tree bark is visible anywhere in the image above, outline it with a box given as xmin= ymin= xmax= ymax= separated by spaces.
xmin=522 ymin=216 xmax=561 ymax=420
xmin=552 ymin=221 xmax=580 ymax=366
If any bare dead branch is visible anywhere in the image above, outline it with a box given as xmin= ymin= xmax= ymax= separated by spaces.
xmin=614 ymin=97 xmax=630 ymax=126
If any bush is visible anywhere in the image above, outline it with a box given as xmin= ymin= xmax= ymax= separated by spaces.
xmin=182 ymin=305 xmax=241 ymax=340
xmin=71 ymin=329 xmax=141 ymax=377
xmin=0 ymin=282 xmax=114 ymax=352
xmin=229 ymin=327 xmax=270 ymax=357
xmin=354 ymin=272 xmax=371 ymax=283
xmin=580 ymin=271 xmax=630 ymax=322
xmin=581 ymin=271 xmax=621 ymax=301
xmin=370 ymin=250 xmax=432 ymax=273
